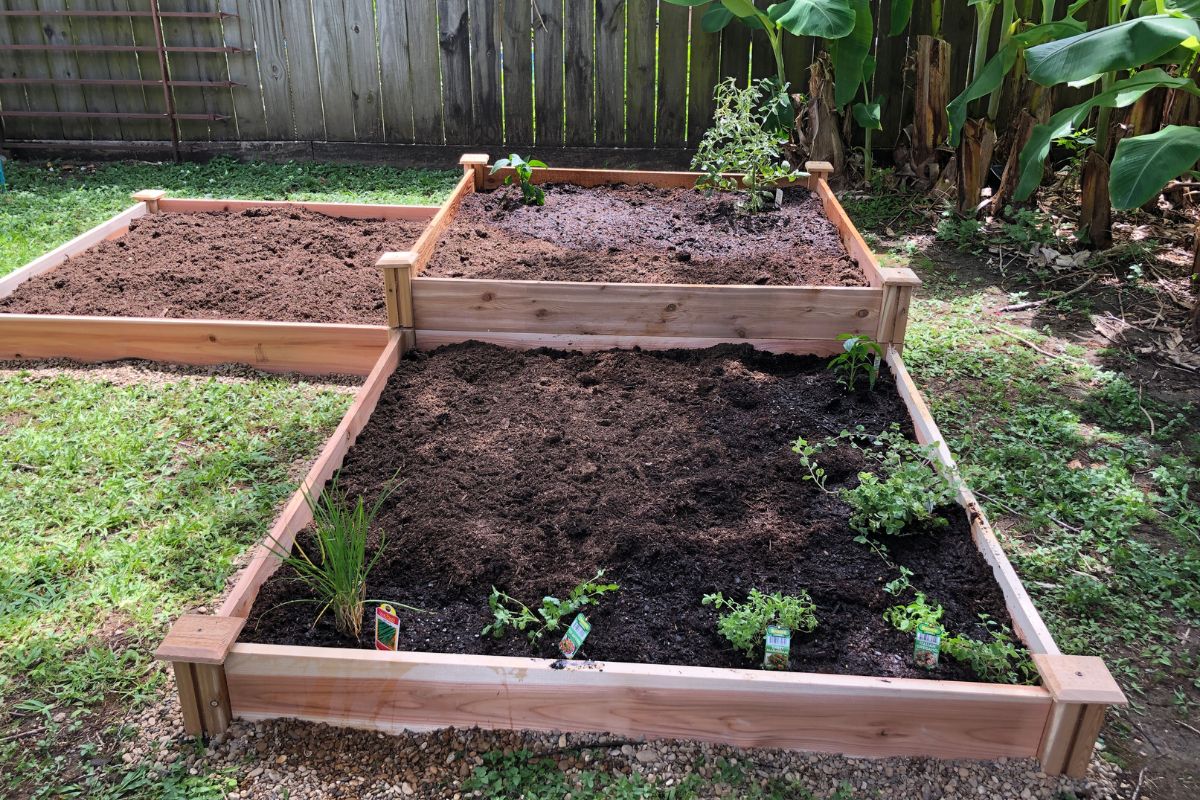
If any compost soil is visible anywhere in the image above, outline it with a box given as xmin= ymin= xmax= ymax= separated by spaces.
xmin=0 ymin=208 xmax=425 ymax=323
xmin=421 ymin=183 xmax=865 ymax=286
xmin=245 ymin=342 xmax=1016 ymax=681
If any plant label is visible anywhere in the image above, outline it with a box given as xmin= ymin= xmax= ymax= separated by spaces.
xmin=558 ymin=613 xmax=591 ymax=659
xmin=763 ymin=625 xmax=791 ymax=670
xmin=914 ymin=622 xmax=943 ymax=669
xmin=375 ymin=603 xmax=400 ymax=651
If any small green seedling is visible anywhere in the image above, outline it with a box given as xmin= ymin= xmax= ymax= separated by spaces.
xmin=483 ymin=570 xmax=618 ymax=645
xmin=828 ymin=334 xmax=884 ymax=392
xmin=791 ymin=436 xmax=832 ymax=493
xmin=702 ymin=588 xmax=817 ymax=660
xmin=883 ymin=592 xmax=944 ymax=633
xmin=491 ymin=153 xmax=547 ymax=206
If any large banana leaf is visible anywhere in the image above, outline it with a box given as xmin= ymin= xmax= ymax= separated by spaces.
xmin=1025 ymin=15 xmax=1200 ymax=86
xmin=1110 ymin=125 xmax=1200 ymax=208
xmin=1165 ymin=0 xmax=1200 ymax=17
xmin=889 ymin=0 xmax=913 ymax=35
xmin=1014 ymin=70 xmax=1200 ymax=200
xmin=946 ymin=21 xmax=1083 ymax=146
xmin=831 ymin=0 xmax=873 ymax=108
xmin=768 ymin=0 xmax=856 ymax=39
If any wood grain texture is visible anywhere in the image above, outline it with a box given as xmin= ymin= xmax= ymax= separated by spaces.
xmin=885 ymin=349 xmax=1061 ymax=657
xmin=815 ymin=178 xmax=884 ymax=287
xmin=500 ymin=0 xmax=533 ymax=146
xmin=155 ymin=198 xmax=439 ymax=220
xmin=225 ymin=644 xmax=1051 ymax=760
xmin=244 ymin=0 xmax=294 ymax=139
xmin=280 ymin=0 xmax=325 ymax=140
xmin=438 ymin=0 xmax=473 ymax=144
xmin=185 ymin=0 xmax=236 ymax=142
xmin=411 ymin=278 xmax=881 ymax=340
xmin=344 ymin=0 xmax=384 ymax=142
xmin=0 ymin=316 xmax=390 ymax=377
xmin=532 ymin=0 xmax=564 ymax=146
xmin=312 ymin=0 xmax=356 ymax=141
xmin=625 ymin=0 xmax=655 ymax=147
xmin=0 ymin=203 xmax=145 ymax=298
xmin=411 ymin=171 xmax=475 ymax=272
xmin=466 ymin=0 xmax=501 ymax=143
xmin=656 ymin=2 xmax=688 ymax=146
xmin=416 ymin=329 xmax=849 ymax=356
xmin=221 ymin=0 xmax=268 ymax=141
xmin=563 ymin=0 xmax=594 ymax=146
xmin=66 ymin=0 xmax=124 ymax=140
xmin=218 ymin=332 xmax=402 ymax=618
xmin=407 ymin=0 xmax=444 ymax=143
xmin=156 ymin=615 xmax=247 ymax=664
xmin=0 ymin=5 xmax=44 ymax=141
xmin=687 ymin=8 xmax=722 ymax=145
xmin=377 ymin=0 xmax=415 ymax=143
xmin=595 ymin=0 xmax=625 ymax=145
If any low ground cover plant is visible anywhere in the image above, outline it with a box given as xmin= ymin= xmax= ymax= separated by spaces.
xmin=827 ymin=333 xmax=884 ymax=392
xmin=267 ymin=476 xmax=404 ymax=638
xmin=491 ymin=153 xmax=547 ymax=206
xmin=483 ymin=571 xmax=618 ymax=645
xmin=702 ymin=589 xmax=818 ymax=660
xmin=692 ymin=77 xmax=802 ymax=213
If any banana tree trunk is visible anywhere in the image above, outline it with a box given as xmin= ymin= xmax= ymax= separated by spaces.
xmin=993 ymin=110 xmax=1036 ymax=211
xmin=957 ymin=118 xmax=996 ymax=216
xmin=913 ymin=35 xmax=951 ymax=169
xmin=1192 ymin=220 xmax=1200 ymax=341
xmin=1080 ymin=150 xmax=1113 ymax=250
xmin=806 ymin=54 xmax=844 ymax=174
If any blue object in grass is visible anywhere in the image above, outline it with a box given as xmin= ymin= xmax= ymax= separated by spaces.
xmin=0 ymin=156 xmax=6 ymax=192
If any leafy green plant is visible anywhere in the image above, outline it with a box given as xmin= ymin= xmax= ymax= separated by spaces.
xmin=846 ymin=457 xmax=955 ymax=536
xmin=999 ymin=207 xmax=1056 ymax=248
xmin=828 ymin=333 xmax=884 ymax=391
xmin=791 ymin=436 xmax=832 ymax=493
xmin=702 ymin=588 xmax=818 ymax=658
xmin=942 ymin=622 xmax=1037 ymax=685
xmin=935 ymin=214 xmax=984 ymax=251
xmin=883 ymin=592 xmax=944 ymax=633
xmin=267 ymin=476 xmax=400 ymax=638
xmin=692 ymin=78 xmax=803 ymax=212
xmin=491 ymin=153 xmax=547 ymax=206
xmin=483 ymin=571 xmax=619 ymax=644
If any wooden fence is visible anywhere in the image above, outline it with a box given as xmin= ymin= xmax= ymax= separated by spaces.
xmin=0 ymin=0 xmax=1079 ymax=150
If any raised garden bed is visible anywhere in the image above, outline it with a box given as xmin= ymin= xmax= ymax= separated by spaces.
xmin=374 ymin=156 xmax=920 ymax=356
xmin=0 ymin=192 xmax=436 ymax=374
xmin=157 ymin=331 xmax=1125 ymax=777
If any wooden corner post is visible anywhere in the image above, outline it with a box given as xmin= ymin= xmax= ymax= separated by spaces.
xmin=804 ymin=161 xmax=834 ymax=191
xmin=132 ymin=189 xmax=167 ymax=213
xmin=459 ymin=153 xmax=490 ymax=191
xmin=1033 ymin=654 xmax=1127 ymax=777
xmin=876 ymin=267 xmax=922 ymax=349
xmin=155 ymin=614 xmax=246 ymax=738
xmin=377 ymin=251 xmax=417 ymax=330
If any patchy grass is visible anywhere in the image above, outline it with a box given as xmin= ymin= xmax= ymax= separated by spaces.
xmin=0 ymin=369 xmax=351 ymax=797
xmin=0 ymin=158 xmax=459 ymax=276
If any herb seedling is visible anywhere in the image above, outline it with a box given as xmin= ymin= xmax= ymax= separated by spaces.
xmin=883 ymin=593 xmax=944 ymax=633
xmin=702 ymin=589 xmax=817 ymax=660
xmin=942 ymin=621 xmax=1037 ymax=685
xmin=692 ymin=77 xmax=801 ymax=213
xmin=827 ymin=334 xmax=884 ymax=392
xmin=483 ymin=570 xmax=619 ymax=645
xmin=791 ymin=436 xmax=832 ymax=493
xmin=491 ymin=154 xmax=547 ymax=206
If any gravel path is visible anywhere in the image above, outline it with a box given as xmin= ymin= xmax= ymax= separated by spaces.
xmin=120 ymin=672 xmax=1129 ymax=800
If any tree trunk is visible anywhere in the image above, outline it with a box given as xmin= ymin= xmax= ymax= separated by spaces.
xmin=1080 ymin=150 xmax=1113 ymax=250
xmin=993 ymin=110 xmax=1036 ymax=212
xmin=912 ymin=36 xmax=950 ymax=170
xmin=957 ymin=118 xmax=996 ymax=216
xmin=1191 ymin=220 xmax=1200 ymax=341
xmin=806 ymin=54 xmax=844 ymax=174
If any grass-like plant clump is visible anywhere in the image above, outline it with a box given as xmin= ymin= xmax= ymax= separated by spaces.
xmin=703 ymin=589 xmax=818 ymax=660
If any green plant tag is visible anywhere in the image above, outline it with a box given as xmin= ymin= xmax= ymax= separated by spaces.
xmin=375 ymin=603 xmax=400 ymax=652
xmin=763 ymin=625 xmax=791 ymax=670
xmin=558 ymin=613 xmax=591 ymax=659
xmin=914 ymin=621 xmax=943 ymax=669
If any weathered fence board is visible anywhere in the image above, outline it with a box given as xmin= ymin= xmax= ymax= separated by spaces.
xmin=501 ymin=0 xmax=532 ymax=146
xmin=438 ymin=0 xmax=472 ymax=145
xmin=377 ymin=0 xmax=414 ymax=143
xmin=564 ymin=0 xmax=594 ymax=146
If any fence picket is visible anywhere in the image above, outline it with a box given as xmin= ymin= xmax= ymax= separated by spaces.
xmin=467 ymin=0 xmax=501 ymax=143
xmin=564 ymin=0 xmax=594 ymax=145
xmin=378 ymin=0 xmax=415 ymax=142
xmin=596 ymin=0 xmax=624 ymax=145
xmin=656 ymin=2 xmax=687 ymax=146
xmin=406 ymin=0 xmax=444 ymax=143
xmin=533 ymin=0 xmax=564 ymax=146
xmin=501 ymin=0 xmax=533 ymax=146
xmin=244 ymin=0 xmax=292 ymax=138
xmin=280 ymin=0 xmax=325 ymax=139
xmin=312 ymin=0 xmax=356 ymax=141
xmin=344 ymin=0 xmax=384 ymax=142
xmin=438 ymin=0 xmax=472 ymax=144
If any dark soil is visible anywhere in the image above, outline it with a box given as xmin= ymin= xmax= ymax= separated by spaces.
xmin=245 ymin=342 xmax=1015 ymax=681
xmin=421 ymin=184 xmax=865 ymax=286
xmin=0 ymin=208 xmax=426 ymax=323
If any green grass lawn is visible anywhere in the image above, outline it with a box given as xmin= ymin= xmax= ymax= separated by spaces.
xmin=0 ymin=158 xmax=459 ymax=276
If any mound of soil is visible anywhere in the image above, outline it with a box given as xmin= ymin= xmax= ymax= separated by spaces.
xmin=0 ymin=208 xmax=426 ymax=324
xmin=245 ymin=343 xmax=1016 ymax=682
xmin=421 ymin=184 xmax=865 ymax=286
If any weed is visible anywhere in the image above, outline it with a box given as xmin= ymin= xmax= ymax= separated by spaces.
xmin=1000 ymin=206 xmax=1057 ymax=249
xmin=483 ymin=571 xmax=619 ymax=645
xmin=692 ymin=78 xmax=801 ymax=213
xmin=491 ymin=153 xmax=547 ymax=206
xmin=828 ymin=333 xmax=884 ymax=392
xmin=935 ymin=214 xmax=983 ymax=251
xmin=702 ymin=589 xmax=818 ymax=660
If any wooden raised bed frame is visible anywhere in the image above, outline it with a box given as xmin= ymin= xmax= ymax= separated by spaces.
xmin=0 ymin=190 xmax=437 ymax=376
xmin=156 ymin=338 xmax=1124 ymax=777
xmin=372 ymin=155 xmax=922 ymax=357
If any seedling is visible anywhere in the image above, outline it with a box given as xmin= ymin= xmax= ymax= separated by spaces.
xmin=827 ymin=334 xmax=884 ymax=392
xmin=702 ymin=589 xmax=817 ymax=661
xmin=883 ymin=593 xmax=944 ymax=633
xmin=491 ymin=153 xmax=547 ymax=206
xmin=483 ymin=570 xmax=618 ymax=645
xmin=791 ymin=436 xmax=832 ymax=493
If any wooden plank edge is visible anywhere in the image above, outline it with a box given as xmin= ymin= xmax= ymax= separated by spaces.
xmin=156 ymin=197 xmax=440 ymax=220
xmin=414 ymin=329 xmax=851 ymax=356
xmin=815 ymin=179 xmax=885 ymax=288
xmin=216 ymin=330 xmax=404 ymax=619
xmin=0 ymin=203 xmax=146 ymax=299
xmin=411 ymin=171 xmax=475 ymax=275
xmin=0 ymin=315 xmax=390 ymax=377
xmin=885 ymin=348 xmax=1061 ymax=656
